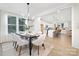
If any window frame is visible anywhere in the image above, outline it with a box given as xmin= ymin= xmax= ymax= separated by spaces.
xmin=8 ymin=15 xmax=17 ymax=33
xmin=7 ymin=15 xmax=27 ymax=34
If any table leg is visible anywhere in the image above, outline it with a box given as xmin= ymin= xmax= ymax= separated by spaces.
xmin=29 ymin=37 xmax=32 ymax=56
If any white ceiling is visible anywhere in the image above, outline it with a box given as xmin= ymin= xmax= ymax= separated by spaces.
xmin=0 ymin=3 xmax=70 ymax=18
xmin=41 ymin=7 xmax=72 ymax=24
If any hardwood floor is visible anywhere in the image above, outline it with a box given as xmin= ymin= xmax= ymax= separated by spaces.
xmin=2 ymin=32 xmax=79 ymax=56
xmin=44 ymin=33 xmax=79 ymax=56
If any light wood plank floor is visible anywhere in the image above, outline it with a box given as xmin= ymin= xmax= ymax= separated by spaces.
xmin=44 ymin=34 xmax=79 ymax=56
xmin=2 ymin=33 xmax=79 ymax=56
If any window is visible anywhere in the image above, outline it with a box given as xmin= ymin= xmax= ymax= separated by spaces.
xmin=8 ymin=16 xmax=27 ymax=33
xmin=19 ymin=18 xmax=26 ymax=31
xmin=8 ymin=16 xmax=16 ymax=33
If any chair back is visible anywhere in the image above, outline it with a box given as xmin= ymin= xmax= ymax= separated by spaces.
xmin=10 ymin=33 xmax=21 ymax=41
xmin=8 ymin=34 xmax=14 ymax=40
xmin=32 ymin=33 xmax=46 ymax=45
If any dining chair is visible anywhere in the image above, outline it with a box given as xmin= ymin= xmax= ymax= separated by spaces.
xmin=16 ymin=38 xmax=29 ymax=56
xmin=10 ymin=33 xmax=18 ymax=48
xmin=32 ymin=33 xmax=46 ymax=55
xmin=10 ymin=33 xmax=29 ymax=55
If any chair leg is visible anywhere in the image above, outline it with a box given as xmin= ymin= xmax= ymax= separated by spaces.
xmin=13 ymin=42 xmax=17 ymax=48
xmin=15 ymin=42 xmax=17 ymax=48
xmin=42 ymin=43 xmax=45 ymax=49
xmin=13 ymin=42 xmax=14 ymax=46
xmin=19 ymin=46 xmax=22 ymax=56
xmin=38 ymin=46 xmax=39 ymax=55
xmin=16 ymin=45 xmax=18 ymax=51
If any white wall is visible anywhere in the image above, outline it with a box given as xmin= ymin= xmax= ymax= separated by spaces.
xmin=0 ymin=10 xmax=8 ymax=36
xmin=0 ymin=10 xmax=5 ymax=56
xmin=72 ymin=4 xmax=79 ymax=48
xmin=41 ymin=20 xmax=52 ymax=27
xmin=33 ymin=17 xmax=41 ymax=33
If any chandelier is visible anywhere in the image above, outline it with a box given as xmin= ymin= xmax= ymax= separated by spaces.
xmin=27 ymin=3 xmax=30 ymax=21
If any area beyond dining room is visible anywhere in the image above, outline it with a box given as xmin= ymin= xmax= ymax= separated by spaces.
xmin=0 ymin=3 xmax=79 ymax=56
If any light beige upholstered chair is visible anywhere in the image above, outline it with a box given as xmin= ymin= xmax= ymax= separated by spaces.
xmin=10 ymin=33 xmax=29 ymax=55
xmin=32 ymin=33 xmax=46 ymax=55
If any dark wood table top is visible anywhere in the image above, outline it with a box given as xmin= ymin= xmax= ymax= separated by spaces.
xmin=16 ymin=33 xmax=39 ymax=41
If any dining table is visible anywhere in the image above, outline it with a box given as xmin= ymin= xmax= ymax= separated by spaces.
xmin=16 ymin=33 xmax=39 ymax=56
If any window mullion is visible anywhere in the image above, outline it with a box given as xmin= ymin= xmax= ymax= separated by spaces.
xmin=16 ymin=17 xmax=19 ymax=33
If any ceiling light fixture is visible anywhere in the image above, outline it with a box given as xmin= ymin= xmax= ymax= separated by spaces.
xmin=27 ymin=3 xmax=30 ymax=21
